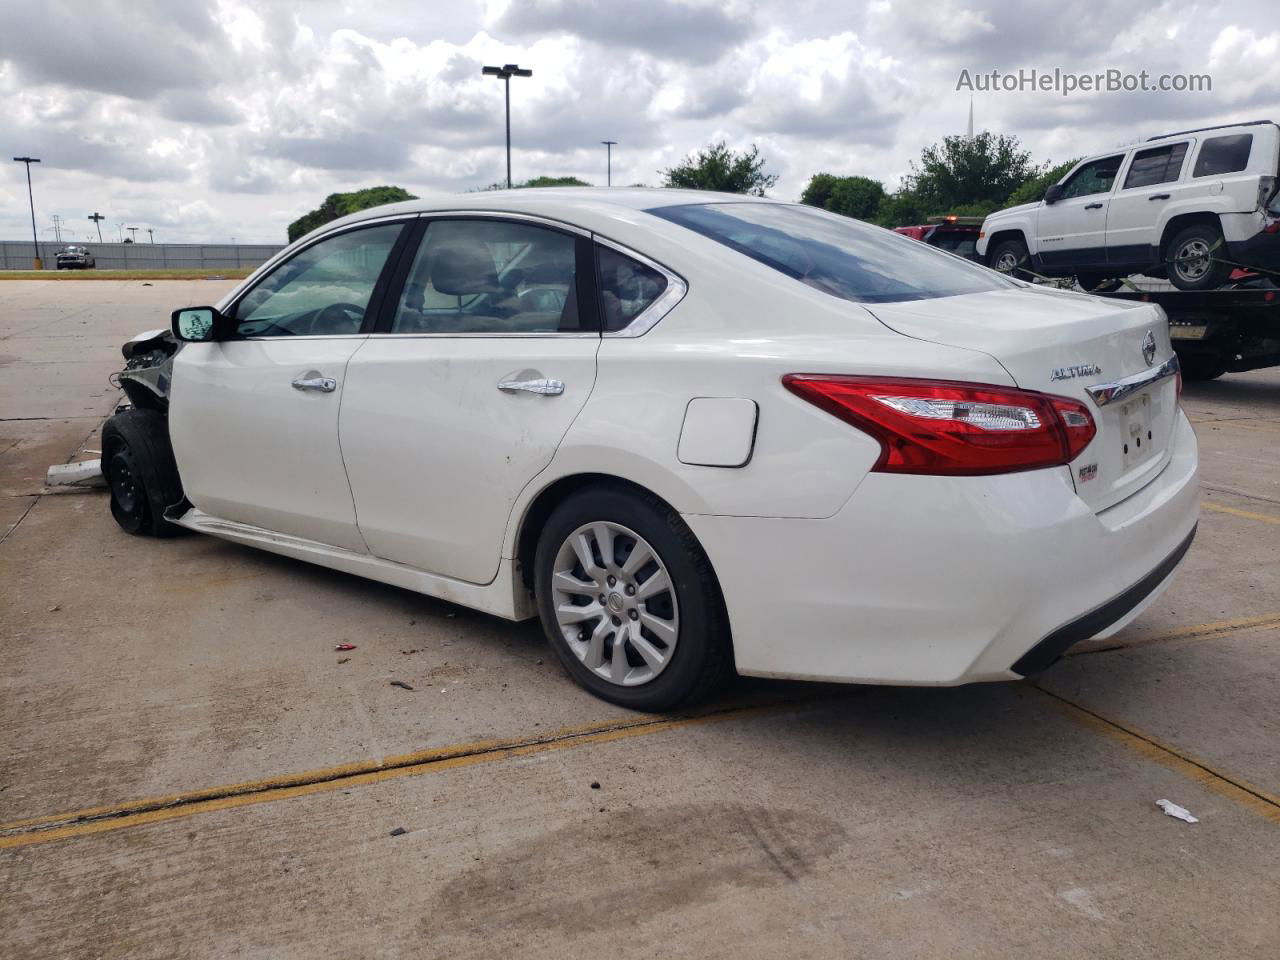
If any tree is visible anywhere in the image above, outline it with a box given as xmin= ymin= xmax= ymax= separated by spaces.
xmin=1003 ymin=158 xmax=1079 ymax=208
xmin=476 ymin=175 xmax=591 ymax=191
xmin=903 ymin=132 xmax=1040 ymax=214
xmin=288 ymin=186 xmax=417 ymax=242
xmin=800 ymin=174 xmax=887 ymax=222
xmin=661 ymin=141 xmax=778 ymax=196
xmin=872 ymin=190 xmax=926 ymax=229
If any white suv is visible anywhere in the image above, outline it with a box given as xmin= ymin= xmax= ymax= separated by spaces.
xmin=977 ymin=120 xmax=1280 ymax=290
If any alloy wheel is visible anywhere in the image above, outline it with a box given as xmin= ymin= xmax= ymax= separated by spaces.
xmin=1174 ymin=238 xmax=1211 ymax=282
xmin=994 ymin=251 xmax=1019 ymax=273
xmin=551 ymin=521 xmax=680 ymax=687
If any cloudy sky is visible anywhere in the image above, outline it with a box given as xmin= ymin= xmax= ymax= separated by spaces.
xmin=1 ymin=0 xmax=1276 ymax=244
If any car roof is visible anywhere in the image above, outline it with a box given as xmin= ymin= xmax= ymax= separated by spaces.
xmin=316 ymin=187 xmax=778 ymax=239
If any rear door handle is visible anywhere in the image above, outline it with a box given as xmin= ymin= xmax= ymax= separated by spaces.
xmin=497 ymin=378 xmax=565 ymax=396
xmin=1084 ymin=203 xmax=1104 ymax=210
xmin=1148 ymin=193 xmax=1170 ymax=201
xmin=291 ymin=376 xmax=337 ymax=393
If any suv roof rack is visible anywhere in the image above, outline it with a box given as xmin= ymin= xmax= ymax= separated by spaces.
xmin=1146 ymin=119 xmax=1276 ymax=142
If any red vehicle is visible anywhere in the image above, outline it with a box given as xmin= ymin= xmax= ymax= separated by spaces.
xmin=893 ymin=216 xmax=983 ymax=261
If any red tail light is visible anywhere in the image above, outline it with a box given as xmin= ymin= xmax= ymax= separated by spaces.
xmin=783 ymin=375 xmax=1096 ymax=476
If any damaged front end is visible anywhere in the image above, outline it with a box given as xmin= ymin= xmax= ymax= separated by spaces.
xmin=111 ymin=328 xmax=182 ymax=412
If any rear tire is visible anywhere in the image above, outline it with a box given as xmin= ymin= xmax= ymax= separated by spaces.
xmin=101 ymin=408 xmax=186 ymax=537
xmin=988 ymin=238 xmax=1032 ymax=279
xmin=1167 ymin=223 xmax=1231 ymax=291
xmin=533 ymin=484 xmax=733 ymax=711
xmin=1177 ymin=350 xmax=1230 ymax=381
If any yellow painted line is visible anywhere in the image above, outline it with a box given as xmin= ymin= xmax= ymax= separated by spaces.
xmin=1070 ymin=611 xmax=1280 ymax=656
xmin=0 ymin=700 xmax=793 ymax=850
xmin=1037 ymin=687 xmax=1280 ymax=825
xmin=1202 ymin=501 xmax=1280 ymax=526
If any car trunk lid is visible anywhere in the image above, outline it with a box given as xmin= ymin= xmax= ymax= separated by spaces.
xmin=865 ymin=284 xmax=1179 ymax=512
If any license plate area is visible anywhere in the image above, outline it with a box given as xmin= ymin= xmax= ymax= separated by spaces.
xmin=1118 ymin=391 xmax=1156 ymax=471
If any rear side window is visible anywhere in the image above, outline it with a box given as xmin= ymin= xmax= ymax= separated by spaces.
xmin=1123 ymin=142 xmax=1189 ymax=188
xmin=596 ymin=246 xmax=668 ymax=331
xmin=391 ymin=219 xmax=581 ymax=334
xmin=650 ymin=202 xmax=1011 ymax=304
xmin=1194 ymin=135 xmax=1253 ymax=177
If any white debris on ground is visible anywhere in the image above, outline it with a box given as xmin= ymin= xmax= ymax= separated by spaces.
xmin=1156 ymin=799 xmax=1199 ymax=823
xmin=46 ymin=459 xmax=106 ymax=488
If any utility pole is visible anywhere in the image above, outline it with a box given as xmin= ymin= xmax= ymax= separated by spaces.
xmin=127 ymin=226 xmax=139 ymax=242
xmin=13 ymin=157 xmax=42 ymax=268
xmin=88 ymin=212 xmax=105 ymax=242
xmin=481 ymin=63 xmax=533 ymax=188
xmin=601 ymin=140 xmax=617 ymax=186
xmin=147 ymin=228 xmax=154 ymax=243
xmin=115 ymin=223 xmax=124 ymax=242
xmin=52 ymin=214 xmax=63 ymax=243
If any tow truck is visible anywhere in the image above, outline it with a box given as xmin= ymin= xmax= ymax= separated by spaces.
xmin=893 ymin=215 xmax=983 ymax=262
xmin=1091 ymin=277 xmax=1279 ymax=380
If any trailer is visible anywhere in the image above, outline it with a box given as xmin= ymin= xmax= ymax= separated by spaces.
xmin=1092 ymin=281 xmax=1280 ymax=380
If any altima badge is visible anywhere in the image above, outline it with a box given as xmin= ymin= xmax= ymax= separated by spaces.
xmin=1141 ymin=330 xmax=1157 ymax=366
xmin=1050 ymin=363 xmax=1102 ymax=381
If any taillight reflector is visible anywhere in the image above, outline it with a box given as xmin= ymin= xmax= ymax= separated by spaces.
xmin=783 ymin=375 xmax=1096 ymax=476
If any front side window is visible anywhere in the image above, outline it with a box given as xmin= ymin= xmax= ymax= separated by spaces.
xmin=1060 ymin=155 xmax=1124 ymax=199
xmin=597 ymin=246 xmax=669 ymax=331
xmin=1193 ymin=134 xmax=1254 ymax=177
xmin=650 ymin=202 xmax=1011 ymax=304
xmin=1123 ymin=142 xmax=1189 ymax=188
xmin=233 ymin=224 xmax=403 ymax=337
xmin=392 ymin=219 xmax=581 ymax=333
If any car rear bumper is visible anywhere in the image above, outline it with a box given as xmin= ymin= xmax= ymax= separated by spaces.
xmin=685 ymin=409 xmax=1200 ymax=685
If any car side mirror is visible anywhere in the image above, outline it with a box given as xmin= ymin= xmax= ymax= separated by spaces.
xmin=1043 ymin=184 xmax=1064 ymax=205
xmin=171 ymin=306 xmax=229 ymax=342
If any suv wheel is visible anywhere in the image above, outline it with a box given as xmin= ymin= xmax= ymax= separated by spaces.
xmin=102 ymin=408 xmax=186 ymax=537
xmin=1168 ymin=223 xmax=1231 ymax=291
xmin=534 ymin=485 xmax=732 ymax=711
xmin=989 ymin=238 xmax=1031 ymax=279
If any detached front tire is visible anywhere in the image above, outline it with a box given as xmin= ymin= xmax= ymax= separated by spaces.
xmin=102 ymin=408 xmax=186 ymax=537
xmin=534 ymin=484 xmax=733 ymax=711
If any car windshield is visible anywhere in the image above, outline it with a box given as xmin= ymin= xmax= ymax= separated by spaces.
xmin=649 ymin=202 xmax=1013 ymax=303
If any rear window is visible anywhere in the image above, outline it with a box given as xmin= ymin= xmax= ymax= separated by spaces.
xmin=1193 ymin=135 xmax=1253 ymax=177
xmin=649 ymin=202 xmax=1011 ymax=303
xmin=1123 ymin=142 xmax=1189 ymax=188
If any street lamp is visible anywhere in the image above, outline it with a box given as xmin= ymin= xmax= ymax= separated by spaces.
xmin=601 ymin=140 xmax=617 ymax=187
xmin=13 ymin=157 xmax=42 ymax=269
xmin=88 ymin=212 xmax=105 ymax=243
xmin=147 ymin=228 xmax=154 ymax=243
xmin=481 ymin=63 xmax=532 ymax=189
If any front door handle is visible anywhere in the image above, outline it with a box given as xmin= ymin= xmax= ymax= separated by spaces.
xmin=291 ymin=376 xmax=337 ymax=393
xmin=1084 ymin=202 xmax=1104 ymax=210
xmin=1148 ymin=193 xmax=1171 ymax=201
xmin=497 ymin=378 xmax=565 ymax=396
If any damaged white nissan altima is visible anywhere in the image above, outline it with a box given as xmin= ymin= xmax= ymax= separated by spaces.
xmin=105 ymin=189 xmax=1199 ymax=710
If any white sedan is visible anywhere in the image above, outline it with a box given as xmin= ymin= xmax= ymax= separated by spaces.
xmin=104 ymin=189 xmax=1199 ymax=710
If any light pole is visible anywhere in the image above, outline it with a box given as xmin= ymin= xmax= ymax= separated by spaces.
xmin=601 ymin=140 xmax=617 ymax=187
xmin=13 ymin=157 xmax=42 ymax=268
xmin=481 ymin=63 xmax=532 ymax=189
xmin=147 ymin=228 xmax=154 ymax=243
xmin=88 ymin=212 xmax=105 ymax=242
xmin=127 ymin=226 xmax=139 ymax=242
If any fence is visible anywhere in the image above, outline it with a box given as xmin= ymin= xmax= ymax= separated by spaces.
xmin=0 ymin=240 xmax=285 ymax=272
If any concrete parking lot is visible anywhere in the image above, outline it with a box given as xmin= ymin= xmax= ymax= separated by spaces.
xmin=1 ymin=279 xmax=1277 ymax=958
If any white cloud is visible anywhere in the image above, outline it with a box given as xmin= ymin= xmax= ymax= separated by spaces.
xmin=0 ymin=0 xmax=1273 ymax=242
